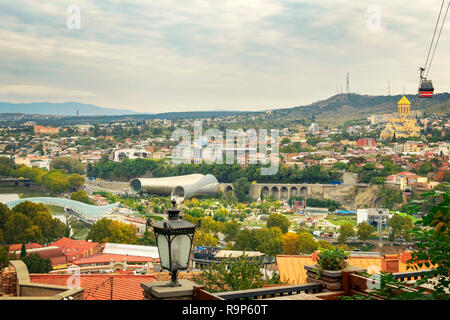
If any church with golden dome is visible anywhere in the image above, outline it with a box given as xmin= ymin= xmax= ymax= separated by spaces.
xmin=380 ymin=96 xmax=421 ymax=140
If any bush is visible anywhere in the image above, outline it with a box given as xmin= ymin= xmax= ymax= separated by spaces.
xmin=316 ymin=247 xmax=348 ymax=278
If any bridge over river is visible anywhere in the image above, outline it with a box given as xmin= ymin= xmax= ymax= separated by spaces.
xmin=5 ymin=197 xmax=119 ymax=225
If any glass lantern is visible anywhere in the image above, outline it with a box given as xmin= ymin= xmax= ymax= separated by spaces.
xmin=150 ymin=199 xmax=198 ymax=286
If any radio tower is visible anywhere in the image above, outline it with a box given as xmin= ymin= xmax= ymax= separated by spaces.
xmin=346 ymin=73 xmax=350 ymax=94
xmin=388 ymin=81 xmax=391 ymax=96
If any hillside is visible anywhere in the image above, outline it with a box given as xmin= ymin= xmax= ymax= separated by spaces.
xmin=271 ymin=93 xmax=450 ymax=125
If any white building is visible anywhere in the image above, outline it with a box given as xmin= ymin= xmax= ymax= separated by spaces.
xmin=357 ymin=208 xmax=390 ymax=225
xmin=309 ymin=122 xmax=320 ymax=134
xmin=112 ymin=149 xmax=151 ymax=162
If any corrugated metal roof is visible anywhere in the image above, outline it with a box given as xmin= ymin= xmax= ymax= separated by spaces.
xmin=103 ymin=243 xmax=159 ymax=258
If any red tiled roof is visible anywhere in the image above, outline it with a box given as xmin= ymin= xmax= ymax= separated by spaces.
xmin=49 ymin=237 xmax=102 ymax=260
xmin=13 ymin=246 xmax=65 ymax=259
xmin=72 ymin=253 xmax=156 ymax=265
xmin=8 ymin=243 xmax=43 ymax=252
xmin=29 ymin=274 xmax=155 ymax=300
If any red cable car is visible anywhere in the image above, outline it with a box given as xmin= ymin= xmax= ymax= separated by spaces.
xmin=419 ymin=79 xmax=434 ymax=98
xmin=418 ymin=67 xmax=434 ymax=98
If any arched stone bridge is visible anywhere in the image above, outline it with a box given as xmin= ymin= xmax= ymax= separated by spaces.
xmin=219 ymin=183 xmax=367 ymax=201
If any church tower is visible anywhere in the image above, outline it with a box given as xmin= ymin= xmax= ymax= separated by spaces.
xmin=397 ymin=96 xmax=411 ymax=116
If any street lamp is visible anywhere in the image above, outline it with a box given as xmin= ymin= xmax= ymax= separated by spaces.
xmin=149 ymin=199 xmax=199 ymax=287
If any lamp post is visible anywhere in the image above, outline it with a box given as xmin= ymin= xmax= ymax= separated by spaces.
xmin=378 ymin=209 xmax=383 ymax=245
xmin=149 ymin=199 xmax=199 ymax=287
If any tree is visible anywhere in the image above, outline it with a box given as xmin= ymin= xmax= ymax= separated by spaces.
xmin=232 ymin=177 xmax=251 ymax=202
xmin=266 ymin=213 xmax=290 ymax=234
xmin=234 ymin=229 xmax=259 ymax=252
xmin=389 ymin=214 xmax=413 ymax=241
xmin=282 ymin=232 xmax=300 ymax=255
xmin=338 ymin=223 xmax=355 ymax=244
xmin=136 ymin=230 xmax=156 ymax=246
xmin=70 ymin=190 xmax=92 ymax=204
xmin=51 ymin=157 xmax=86 ymax=174
xmin=20 ymin=242 xmax=27 ymax=259
xmin=193 ymin=231 xmax=218 ymax=247
xmin=222 ymin=220 xmax=240 ymax=242
xmin=86 ymin=218 xmax=113 ymax=243
xmin=255 ymin=227 xmax=283 ymax=257
xmin=298 ymin=231 xmax=318 ymax=254
xmin=0 ymin=245 xmax=10 ymax=269
xmin=21 ymin=253 xmax=52 ymax=273
xmin=3 ymin=212 xmax=33 ymax=244
xmin=42 ymin=170 xmax=70 ymax=195
xmin=192 ymin=255 xmax=282 ymax=293
xmin=357 ymin=222 xmax=375 ymax=243
xmin=68 ymin=174 xmax=85 ymax=190
xmin=0 ymin=203 xmax=12 ymax=231
xmin=86 ymin=218 xmax=138 ymax=244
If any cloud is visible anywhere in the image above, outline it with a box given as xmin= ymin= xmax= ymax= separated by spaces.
xmin=0 ymin=0 xmax=448 ymax=112
xmin=0 ymin=85 xmax=97 ymax=101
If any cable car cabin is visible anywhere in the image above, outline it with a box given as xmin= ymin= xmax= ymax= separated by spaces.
xmin=404 ymin=186 xmax=412 ymax=196
xmin=419 ymin=80 xmax=434 ymax=98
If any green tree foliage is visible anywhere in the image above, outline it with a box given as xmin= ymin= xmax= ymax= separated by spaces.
xmin=255 ymin=227 xmax=283 ymax=257
xmin=232 ymin=177 xmax=251 ymax=202
xmin=338 ymin=223 xmax=355 ymax=244
xmin=388 ymin=214 xmax=413 ymax=241
xmin=67 ymin=174 xmax=85 ymax=190
xmin=0 ymin=245 xmax=10 ymax=269
xmin=2 ymin=202 xmax=65 ymax=245
xmin=357 ymin=222 xmax=375 ymax=243
xmin=418 ymin=162 xmax=436 ymax=175
xmin=282 ymin=232 xmax=300 ymax=254
xmin=233 ymin=227 xmax=283 ymax=257
xmin=316 ymin=247 xmax=348 ymax=278
xmin=41 ymin=170 xmax=70 ymax=194
xmin=86 ymin=218 xmax=138 ymax=244
xmin=266 ymin=213 xmax=290 ymax=234
xmin=222 ymin=220 xmax=240 ymax=242
xmin=136 ymin=230 xmax=156 ymax=246
xmin=192 ymin=255 xmax=282 ymax=293
xmin=51 ymin=157 xmax=86 ymax=174
xmin=349 ymin=186 xmax=449 ymax=300
xmin=88 ymin=159 xmax=341 ymax=185
xmin=193 ymin=230 xmax=218 ymax=246
xmin=21 ymin=253 xmax=52 ymax=273
xmin=298 ymin=231 xmax=319 ymax=254
xmin=378 ymin=186 xmax=403 ymax=209
xmin=70 ymin=190 xmax=92 ymax=204
xmin=20 ymin=242 xmax=27 ymax=259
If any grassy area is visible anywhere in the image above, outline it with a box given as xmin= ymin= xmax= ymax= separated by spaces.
xmin=391 ymin=211 xmax=420 ymax=223
xmin=325 ymin=214 xmax=357 ymax=226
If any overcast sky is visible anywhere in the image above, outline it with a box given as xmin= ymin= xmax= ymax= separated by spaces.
xmin=0 ymin=0 xmax=449 ymax=113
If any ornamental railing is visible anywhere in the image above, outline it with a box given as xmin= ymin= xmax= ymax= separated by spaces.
xmin=213 ymin=283 xmax=323 ymax=300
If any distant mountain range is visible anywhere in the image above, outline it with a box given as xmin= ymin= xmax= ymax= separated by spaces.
xmin=1 ymin=93 xmax=448 ymax=125
xmin=0 ymin=102 xmax=139 ymax=116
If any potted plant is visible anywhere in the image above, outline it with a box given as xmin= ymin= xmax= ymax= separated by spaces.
xmin=305 ymin=247 xmax=363 ymax=291
xmin=315 ymin=247 xmax=348 ymax=278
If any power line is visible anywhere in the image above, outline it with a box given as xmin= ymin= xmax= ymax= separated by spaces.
xmin=426 ymin=0 xmax=450 ymax=78
xmin=424 ymin=0 xmax=445 ymax=71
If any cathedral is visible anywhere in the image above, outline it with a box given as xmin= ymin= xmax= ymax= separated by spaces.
xmin=380 ymin=96 xmax=421 ymax=141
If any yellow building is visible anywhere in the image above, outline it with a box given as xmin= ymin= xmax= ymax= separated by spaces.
xmin=380 ymin=96 xmax=420 ymax=140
